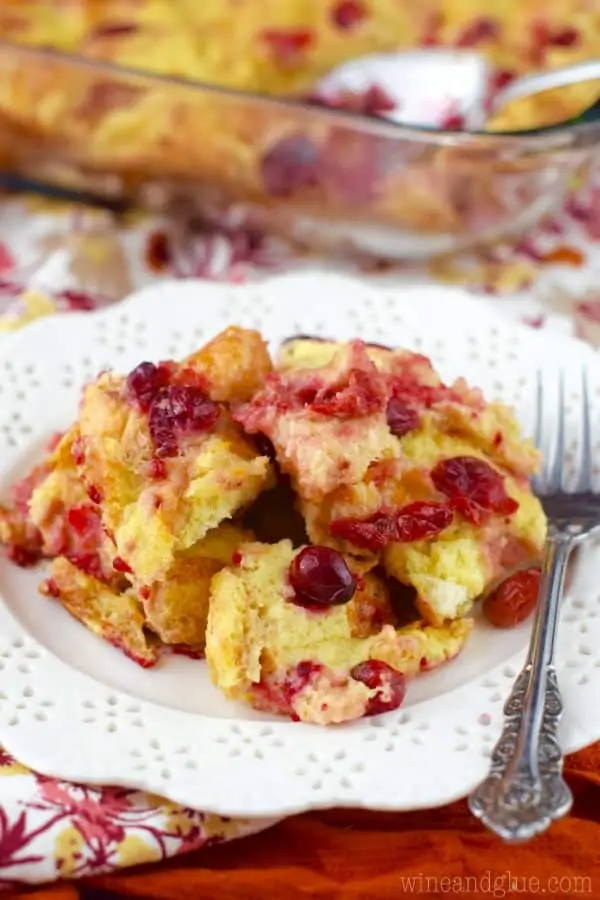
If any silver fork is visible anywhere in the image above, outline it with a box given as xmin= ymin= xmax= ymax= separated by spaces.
xmin=468 ymin=369 xmax=600 ymax=842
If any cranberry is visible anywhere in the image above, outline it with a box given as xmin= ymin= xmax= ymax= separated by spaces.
xmin=71 ymin=436 xmax=86 ymax=466
xmin=490 ymin=69 xmax=516 ymax=93
xmin=92 ymin=22 xmax=137 ymax=37
xmin=139 ymin=586 xmax=151 ymax=600
xmin=66 ymin=552 xmax=104 ymax=581
xmin=44 ymin=578 xmax=60 ymax=598
xmin=331 ymin=502 xmax=451 ymax=550
xmin=483 ymin=567 xmax=541 ymax=628
xmin=350 ymin=659 xmax=407 ymax=715
xmin=148 ymin=457 xmax=167 ymax=480
xmin=231 ymin=550 xmax=243 ymax=566
xmin=58 ymin=289 xmax=97 ymax=311
xmin=361 ymin=85 xmax=396 ymax=116
xmin=431 ymin=457 xmax=519 ymax=525
xmin=113 ymin=556 xmax=132 ymax=574
xmin=386 ymin=397 xmax=420 ymax=437
xmin=395 ymin=502 xmax=453 ymax=542
xmin=261 ymin=135 xmax=320 ymax=198
xmin=440 ymin=111 xmax=466 ymax=130
xmin=252 ymin=661 xmax=323 ymax=720
xmin=330 ymin=512 xmax=398 ymax=551
xmin=8 ymin=544 xmax=40 ymax=568
xmin=87 ymin=485 xmax=102 ymax=504
xmin=126 ymin=361 xmax=170 ymax=413
xmin=309 ymin=85 xmax=395 ymax=117
xmin=289 ymin=546 xmax=356 ymax=608
xmin=148 ymin=385 xmax=220 ymax=457
xmin=261 ymin=28 xmax=314 ymax=64
xmin=549 ymin=26 xmax=579 ymax=47
xmin=456 ymin=17 xmax=499 ymax=47
xmin=67 ymin=505 xmax=102 ymax=543
xmin=332 ymin=0 xmax=367 ymax=30
xmin=310 ymin=368 xmax=385 ymax=418
xmin=145 ymin=230 xmax=171 ymax=272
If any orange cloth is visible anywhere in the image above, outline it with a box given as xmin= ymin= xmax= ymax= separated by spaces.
xmin=18 ymin=743 xmax=600 ymax=900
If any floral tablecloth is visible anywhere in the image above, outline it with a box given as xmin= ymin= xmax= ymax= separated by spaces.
xmin=1 ymin=175 xmax=600 ymax=887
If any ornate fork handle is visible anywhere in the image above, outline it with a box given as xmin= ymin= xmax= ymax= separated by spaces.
xmin=469 ymin=531 xmax=574 ymax=842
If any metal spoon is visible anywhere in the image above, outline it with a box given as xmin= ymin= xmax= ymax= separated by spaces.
xmin=315 ymin=50 xmax=600 ymax=133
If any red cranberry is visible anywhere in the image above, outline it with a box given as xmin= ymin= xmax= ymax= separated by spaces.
xmin=92 ymin=22 xmax=137 ymax=37
xmin=361 ymin=85 xmax=396 ymax=116
xmin=67 ymin=505 xmax=101 ymax=542
xmin=549 ymin=26 xmax=579 ymax=47
xmin=8 ymin=544 xmax=40 ymax=567
xmin=148 ymin=385 xmax=220 ymax=457
xmin=310 ymin=368 xmax=386 ymax=418
xmin=261 ymin=28 xmax=314 ymax=64
xmin=66 ymin=552 xmax=105 ymax=581
xmin=350 ymin=659 xmax=407 ymax=715
xmin=483 ymin=567 xmax=540 ymax=628
xmin=308 ymin=85 xmax=395 ymax=117
xmin=395 ymin=502 xmax=453 ymax=542
xmin=440 ymin=111 xmax=466 ymax=130
xmin=87 ymin=485 xmax=102 ymax=504
xmin=261 ymin=135 xmax=320 ymax=198
xmin=330 ymin=512 xmax=398 ymax=551
xmin=44 ymin=578 xmax=60 ymax=598
xmin=456 ymin=17 xmax=499 ymax=47
xmin=145 ymin=230 xmax=171 ymax=272
xmin=58 ymin=289 xmax=97 ymax=311
xmin=71 ymin=436 xmax=86 ymax=466
xmin=126 ymin=361 xmax=170 ymax=413
xmin=332 ymin=0 xmax=367 ymax=30
xmin=491 ymin=69 xmax=516 ymax=93
xmin=289 ymin=546 xmax=356 ymax=608
xmin=139 ymin=586 xmax=151 ymax=600
xmin=386 ymin=397 xmax=420 ymax=437
xmin=148 ymin=457 xmax=167 ymax=480
xmin=431 ymin=456 xmax=519 ymax=525
xmin=113 ymin=556 xmax=133 ymax=574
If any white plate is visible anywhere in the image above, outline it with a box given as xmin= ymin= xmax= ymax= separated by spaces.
xmin=0 ymin=273 xmax=599 ymax=818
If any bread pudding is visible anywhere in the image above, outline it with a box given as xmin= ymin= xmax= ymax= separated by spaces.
xmin=0 ymin=326 xmax=545 ymax=722
xmin=206 ymin=539 xmax=473 ymax=724
xmin=0 ymin=2 xmax=595 ymax=252
xmin=276 ymin=337 xmax=545 ymax=626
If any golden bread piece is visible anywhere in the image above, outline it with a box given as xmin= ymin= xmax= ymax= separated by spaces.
xmin=206 ymin=539 xmax=473 ymax=723
xmin=184 ymin=326 xmax=273 ymax=404
xmin=139 ymin=522 xmax=254 ymax=648
xmin=234 ymin=340 xmax=399 ymax=501
xmin=42 ymin=556 xmax=157 ymax=668
xmin=76 ymin=347 xmax=274 ymax=585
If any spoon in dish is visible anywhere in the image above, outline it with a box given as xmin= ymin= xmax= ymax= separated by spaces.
xmin=314 ymin=49 xmax=600 ymax=133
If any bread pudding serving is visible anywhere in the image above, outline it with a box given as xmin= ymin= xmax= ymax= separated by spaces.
xmin=0 ymin=326 xmax=545 ymax=724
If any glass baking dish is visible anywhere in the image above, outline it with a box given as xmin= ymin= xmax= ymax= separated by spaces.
xmin=0 ymin=40 xmax=598 ymax=260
